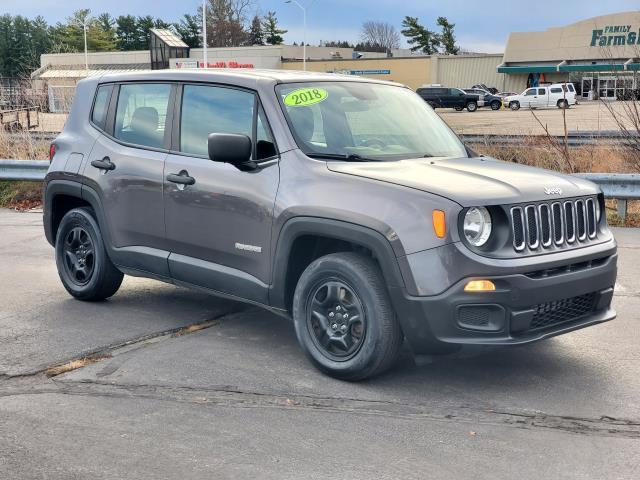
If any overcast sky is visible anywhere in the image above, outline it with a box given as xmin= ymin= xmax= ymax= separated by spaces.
xmin=3 ymin=0 xmax=639 ymax=52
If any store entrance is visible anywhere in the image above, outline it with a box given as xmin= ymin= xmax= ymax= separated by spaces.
xmin=581 ymin=77 xmax=593 ymax=99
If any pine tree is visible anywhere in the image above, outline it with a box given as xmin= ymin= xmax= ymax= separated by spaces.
xmin=115 ymin=15 xmax=138 ymax=50
xmin=248 ymin=15 xmax=264 ymax=46
xmin=437 ymin=17 xmax=459 ymax=55
xmin=174 ymin=14 xmax=201 ymax=48
xmin=263 ymin=11 xmax=287 ymax=45
xmin=400 ymin=16 xmax=440 ymax=55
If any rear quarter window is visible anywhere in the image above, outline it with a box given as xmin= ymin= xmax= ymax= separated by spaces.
xmin=91 ymin=85 xmax=113 ymax=130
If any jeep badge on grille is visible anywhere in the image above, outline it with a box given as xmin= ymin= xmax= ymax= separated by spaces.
xmin=544 ymin=187 xmax=563 ymax=195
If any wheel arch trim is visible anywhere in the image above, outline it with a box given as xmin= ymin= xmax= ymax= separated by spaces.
xmin=43 ymin=177 xmax=85 ymax=246
xmin=268 ymin=216 xmax=414 ymax=310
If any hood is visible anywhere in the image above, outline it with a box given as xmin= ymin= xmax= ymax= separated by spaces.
xmin=326 ymin=156 xmax=599 ymax=207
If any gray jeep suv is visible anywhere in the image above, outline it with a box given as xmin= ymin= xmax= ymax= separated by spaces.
xmin=44 ymin=70 xmax=617 ymax=380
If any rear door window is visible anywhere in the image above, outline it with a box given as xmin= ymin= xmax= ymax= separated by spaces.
xmin=538 ymin=88 xmax=546 ymax=95
xmin=91 ymin=85 xmax=113 ymax=131
xmin=114 ymin=83 xmax=171 ymax=149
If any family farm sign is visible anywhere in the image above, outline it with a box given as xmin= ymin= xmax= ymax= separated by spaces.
xmin=590 ymin=25 xmax=640 ymax=46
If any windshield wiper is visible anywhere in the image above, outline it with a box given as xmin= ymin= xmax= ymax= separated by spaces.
xmin=306 ymin=152 xmax=379 ymax=162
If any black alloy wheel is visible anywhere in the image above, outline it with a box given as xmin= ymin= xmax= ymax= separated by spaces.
xmin=306 ymin=279 xmax=366 ymax=361
xmin=62 ymin=226 xmax=95 ymax=286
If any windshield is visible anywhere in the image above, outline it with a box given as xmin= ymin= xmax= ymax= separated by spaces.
xmin=276 ymin=82 xmax=467 ymax=160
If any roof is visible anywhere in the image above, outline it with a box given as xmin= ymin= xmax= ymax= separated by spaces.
xmin=34 ymin=63 xmax=151 ymax=79
xmin=96 ymin=68 xmax=403 ymax=87
xmin=150 ymin=29 xmax=189 ymax=48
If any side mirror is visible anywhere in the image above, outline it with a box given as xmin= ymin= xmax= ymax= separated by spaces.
xmin=208 ymin=133 xmax=254 ymax=170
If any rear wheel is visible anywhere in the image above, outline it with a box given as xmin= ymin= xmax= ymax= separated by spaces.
xmin=509 ymin=101 xmax=520 ymax=111
xmin=292 ymin=252 xmax=403 ymax=381
xmin=490 ymin=100 xmax=501 ymax=110
xmin=55 ymin=207 xmax=123 ymax=301
xmin=557 ymin=99 xmax=569 ymax=109
xmin=454 ymin=105 xmax=464 ymax=111
xmin=466 ymin=101 xmax=478 ymax=112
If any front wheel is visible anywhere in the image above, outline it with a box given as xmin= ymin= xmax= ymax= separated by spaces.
xmin=509 ymin=101 xmax=520 ymax=111
xmin=292 ymin=252 xmax=403 ymax=381
xmin=55 ymin=207 xmax=123 ymax=301
xmin=466 ymin=101 xmax=478 ymax=112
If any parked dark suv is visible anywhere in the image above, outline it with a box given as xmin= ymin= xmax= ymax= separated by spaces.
xmin=416 ymin=86 xmax=479 ymax=111
xmin=44 ymin=70 xmax=617 ymax=380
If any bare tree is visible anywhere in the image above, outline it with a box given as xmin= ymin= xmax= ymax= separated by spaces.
xmin=597 ymin=44 xmax=640 ymax=171
xmin=203 ymin=0 xmax=253 ymax=47
xmin=360 ymin=21 xmax=400 ymax=52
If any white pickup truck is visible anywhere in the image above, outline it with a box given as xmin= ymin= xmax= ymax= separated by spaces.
xmin=503 ymin=83 xmax=577 ymax=110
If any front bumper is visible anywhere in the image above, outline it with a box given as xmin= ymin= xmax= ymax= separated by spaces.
xmin=390 ymin=245 xmax=617 ymax=354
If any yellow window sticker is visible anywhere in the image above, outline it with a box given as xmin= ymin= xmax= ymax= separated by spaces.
xmin=284 ymin=88 xmax=328 ymax=107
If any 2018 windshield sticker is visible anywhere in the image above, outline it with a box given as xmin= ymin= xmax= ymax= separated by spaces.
xmin=284 ymin=88 xmax=328 ymax=107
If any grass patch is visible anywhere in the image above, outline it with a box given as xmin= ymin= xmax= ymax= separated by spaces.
xmin=0 ymin=180 xmax=43 ymax=210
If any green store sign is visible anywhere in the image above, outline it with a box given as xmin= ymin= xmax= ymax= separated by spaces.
xmin=590 ymin=25 xmax=639 ymax=46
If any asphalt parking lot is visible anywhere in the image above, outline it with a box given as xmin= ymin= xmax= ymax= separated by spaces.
xmin=439 ymin=100 xmax=630 ymax=135
xmin=1 ymin=208 xmax=639 ymax=479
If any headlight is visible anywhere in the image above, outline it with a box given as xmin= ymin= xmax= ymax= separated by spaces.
xmin=463 ymin=207 xmax=492 ymax=246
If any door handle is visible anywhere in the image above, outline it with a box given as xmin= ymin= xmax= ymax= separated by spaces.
xmin=167 ymin=171 xmax=195 ymax=186
xmin=91 ymin=157 xmax=115 ymax=171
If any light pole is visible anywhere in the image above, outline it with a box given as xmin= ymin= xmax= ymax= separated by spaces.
xmin=74 ymin=15 xmax=91 ymax=72
xmin=202 ymin=0 xmax=208 ymax=68
xmin=285 ymin=0 xmax=315 ymax=71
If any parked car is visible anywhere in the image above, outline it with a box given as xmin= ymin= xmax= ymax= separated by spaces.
xmin=416 ymin=87 xmax=479 ymax=112
xmin=471 ymin=83 xmax=499 ymax=94
xmin=44 ymin=70 xmax=617 ymax=381
xmin=463 ymin=88 xmax=503 ymax=110
xmin=503 ymin=83 xmax=577 ymax=110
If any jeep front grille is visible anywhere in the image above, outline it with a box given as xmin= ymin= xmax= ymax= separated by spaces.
xmin=510 ymin=197 xmax=598 ymax=253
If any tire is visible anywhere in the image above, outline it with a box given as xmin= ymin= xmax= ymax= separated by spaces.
xmin=509 ymin=101 xmax=520 ymax=111
xmin=55 ymin=207 xmax=123 ymax=301
xmin=292 ymin=252 xmax=403 ymax=381
xmin=490 ymin=100 xmax=501 ymax=110
xmin=454 ymin=105 xmax=464 ymax=111
xmin=466 ymin=101 xmax=478 ymax=112
xmin=557 ymin=99 xmax=569 ymax=109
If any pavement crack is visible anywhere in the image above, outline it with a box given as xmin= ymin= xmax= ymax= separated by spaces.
xmin=5 ymin=378 xmax=636 ymax=440
xmin=0 ymin=308 xmax=242 ymax=380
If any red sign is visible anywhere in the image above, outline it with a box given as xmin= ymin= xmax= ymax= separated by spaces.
xmin=197 ymin=61 xmax=254 ymax=69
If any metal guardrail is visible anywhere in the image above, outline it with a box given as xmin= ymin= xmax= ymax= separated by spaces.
xmin=461 ymin=131 xmax=639 ymax=148
xmin=573 ymin=173 xmax=640 ymax=219
xmin=15 ymin=130 xmax=640 ymax=147
xmin=0 ymin=160 xmax=638 ymax=219
xmin=0 ymin=160 xmax=49 ymax=181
